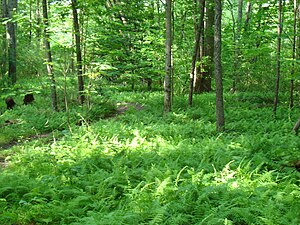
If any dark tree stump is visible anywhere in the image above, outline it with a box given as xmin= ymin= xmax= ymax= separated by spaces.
xmin=5 ymin=97 xmax=16 ymax=110
xmin=23 ymin=93 xmax=34 ymax=105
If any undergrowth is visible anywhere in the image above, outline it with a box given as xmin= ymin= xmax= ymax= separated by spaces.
xmin=1 ymin=90 xmax=300 ymax=224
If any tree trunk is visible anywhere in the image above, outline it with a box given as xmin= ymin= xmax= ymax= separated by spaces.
xmin=194 ymin=0 xmax=205 ymax=94
xmin=214 ymin=0 xmax=225 ymax=132
xmin=42 ymin=0 xmax=58 ymax=111
xmin=71 ymin=0 xmax=85 ymax=105
xmin=188 ymin=0 xmax=204 ymax=107
xmin=29 ymin=0 xmax=32 ymax=42
xmin=197 ymin=0 xmax=213 ymax=93
xmin=273 ymin=0 xmax=282 ymax=116
xmin=1 ymin=0 xmax=7 ymax=78
xmin=290 ymin=0 xmax=298 ymax=109
xmin=36 ymin=0 xmax=42 ymax=48
xmin=232 ymin=0 xmax=243 ymax=92
xmin=164 ymin=0 xmax=172 ymax=113
xmin=244 ymin=1 xmax=251 ymax=30
xmin=7 ymin=0 xmax=17 ymax=84
xmin=237 ymin=0 xmax=243 ymax=35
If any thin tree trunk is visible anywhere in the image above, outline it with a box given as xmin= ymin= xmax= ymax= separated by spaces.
xmin=42 ymin=0 xmax=58 ymax=111
xmin=29 ymin=0 xmax=32 ymax=42
xmin=1 ymin=0 xmax=7 ymax=78
xmin=237 ymin=0 xmax=243 ymax=40
xmin=189 ymin=0 xmax=204 ymax=107
xmin=199 ymin=0 xmax=214 ymax=93
xmin=164 ymin=0 xmax=172 ymax=113
xmin=273 ymin=0 xmax=282 ymax=116
xmin=7 ymin=0 xmax=17 ymax=84
xmin=157 ymin=0 xmax=160 ymax=28
xmin=36 ymin=0 xmax=42 ymax=48
xmin=194 ymin=0 xmax=205 ymax=94
xmin=226 ymin=0 xmax=236 ymax=92
xmin=71 ymin=0 xmax=84 ymax=105
xmin=214 ymin=0 xmax=225 ymax=132
xmin=290 ymin=0 xmax=298 ymax=109
xmin=244 ymin=1 xmax=251 ymax=30
xmin=232 ymin=0 xmax=243 ymax=92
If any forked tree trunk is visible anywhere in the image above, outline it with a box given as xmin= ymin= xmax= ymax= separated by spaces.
xmin=164 ymin=0 xmax=172 ymax=113
xmin=273 ymin=0 xmax=282 ymax=116
xmin=194 ymin=0 xmax=205 ymax=94
xmin=197 ymin=0 xmax=213 ymax=93
xmin=214 ymin=0 xmax=225 ymax=132
xmin=71 ymin=0 xmax=85 ymax=105
xmin=42 ymin=0 xmax=58 ymax=111
xmin=188 ymin=0 xmax=204 ymax=107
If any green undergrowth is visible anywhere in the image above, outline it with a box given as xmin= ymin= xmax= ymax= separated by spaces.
xmin=1 ymin=91 xmax=300 ymax=224
xmin=0 ymin=94 xmax=116 ymax=148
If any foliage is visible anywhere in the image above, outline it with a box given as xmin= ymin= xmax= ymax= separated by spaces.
xmin=1 ymin=0 xmax=300 ymax=224
xmin=1 ymin=90 xmax=300 ymax=224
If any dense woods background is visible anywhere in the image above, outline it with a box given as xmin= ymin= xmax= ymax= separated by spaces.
xmin=1 ymin=0 xmax=299 ymax=105
xmin=1 ymin=0 xmax=300 ymax=224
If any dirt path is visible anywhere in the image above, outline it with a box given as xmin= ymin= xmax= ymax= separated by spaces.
xmin=0 ymin=102 xmax=144 ymax=168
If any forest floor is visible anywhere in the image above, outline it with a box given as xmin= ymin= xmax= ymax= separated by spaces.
xmin=0 ymin=102 xmax=143 ymax=150
xmin=1 ymin=89 xmax=300 ymax=224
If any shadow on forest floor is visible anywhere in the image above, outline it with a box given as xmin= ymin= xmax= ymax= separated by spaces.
xmin=0 ymin=102 xmax=144 ymax=167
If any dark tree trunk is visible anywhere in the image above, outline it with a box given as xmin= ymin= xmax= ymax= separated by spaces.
xmin=232 ymin=0 xmax=243 ymax=92
xmin=194 ymin=0 xmax=205 ymax=94
xmin=198 ymin=0 xmax=214 ymax=93
xmin=42 ymin=0 xmax=58 ymax=111
xmin=188 ymin=0 xmax=204 ymax=107
xmin=214 ymin=0 xmax=225 ymax=132
xmin=1 ymin=0 xmax=7 ymax=78
xmin=244 ymin=1 xmax=251 ymax=30
xmin=71 ymin=0 xmax=85 ymax=105
xmin=7 ymin=0 xmax=17 ymax=84
xmin=164 ymin=0 xmax=172 ymax=113
xmin=290 ymin=0 xmax=298 ymax=109
xmin=273 ymin=0 xmax=282 ymax=116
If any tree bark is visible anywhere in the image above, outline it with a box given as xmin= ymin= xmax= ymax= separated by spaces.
xmin=36 ymin=0 xmax=42 ymax=47
xmin=237 ymin=0 xmax=243 ymax=36
xmin=164 ymin=0 xmax=172 ymax=113
xmin=244 ymin=1 xmax=251 ymax=30
xmin=42 ymin=0 xmax=58 ymax=111
xmin=1 ymin=0 xmax=7 ymax=78
xmin=71 ymin=0 xmax=85 ymax=105
xmin=189 ymin=0 xmax=204 ymax=107
xmin=194 ymin=0 xmax=205 ymax=94
xmin=290 ymin=0 xmax=298 ymax=109
xmin=214 ymin=0 xmax=225 ymax=132
xmin=232 ymin=0 xmax=243 ymax=92
xmin=273 ymin=0 xmax=282 ymax=116
xmin=197 ymin=0 xmax=214 ymax=93
xmin=7 ymin=0 xmax=17 ymax=84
